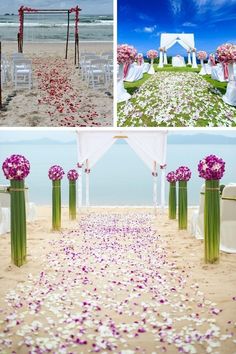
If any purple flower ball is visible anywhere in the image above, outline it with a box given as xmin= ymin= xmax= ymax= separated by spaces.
xmin=166 ymin=171 xmax=177 ymax=183
xmin=67 ymin=169 xmax=79 ymax=181
xmin=176 ymin=166 xmax=191 ymax=181
xmin=48 ymin=165 xmax=65 ymax=181
xmin=198 ymin=155 xmax=225 ymax=180
xmin=2 ymin=154 xmax=30 ymax=180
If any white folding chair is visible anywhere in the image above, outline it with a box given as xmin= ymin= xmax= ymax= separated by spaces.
xmin=13 ymin=58 xmax=33 ymax=90
xmin=220 ymin=184 xmax=236 ymax=253
xmin=87 ymin=58 xmax=108 ymax=89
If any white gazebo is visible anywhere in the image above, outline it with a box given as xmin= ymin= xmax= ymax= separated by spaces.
xmin=76 ymin=129 xmax=168 ymax=213
xmin=159 ymin=33 xmax=198 ymax=69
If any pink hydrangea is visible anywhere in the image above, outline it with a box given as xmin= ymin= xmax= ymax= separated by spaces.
xmin=216 ymin=43 xmax=236 ymax=63
xmin=176 ymin=166 xmax=191 ymax=181
xmin=147 ymin=50 xmax=158 ymax=59
xmin=2 ymin=154 xmax=30 ymax=180
xmin=117 ymin=44 xmax=137 ymax=64
xmin=166 ymin=171 xmax=177 ymax=183
xmin=197 ymin=51 xmax=207 ymax=60
xmin=48 ymin=165 xmax=65 ymax=181
xmin=198 ymin=155 xmax=225 ymax=180
xmin=67 ymin=169 xmax=79 ymax=181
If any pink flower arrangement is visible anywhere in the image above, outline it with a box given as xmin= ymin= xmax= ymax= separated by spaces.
xmin=176 ymin=166 xmax=191 ymax=181
xmin=67 ymin=169 xmax=79 ymax=181
xmin=198 ymin=155 xmax=225 ymax=180
xmin=2 ymin=154 xmax=30 ymax=180
xmin=166 ymin=171 xmax=177 ymax=183
xmin=117 ymin=44 xmax=137 ymax=65
xmin=147 ymin=50 xmax=158 ymax=59
xmin=216 ymin=43 xmax=236 ymax=63
xmin=48 ymin=165 xmax=65 ymax=181
xmin=197 ymin=51 xmax=207 ymax=60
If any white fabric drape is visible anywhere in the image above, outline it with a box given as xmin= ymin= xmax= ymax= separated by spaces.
xmin=158 ymin=51 xmax=164 ymax=68
xmin=76 ymin=130 xmax=168 ymax=209
xmin=163 ymin=52 xmax=168 ymax=65
xmin=192 ymin=51 xmax=198 ymax=68
xmin=160 ymin=33 xmax=195 ymax=51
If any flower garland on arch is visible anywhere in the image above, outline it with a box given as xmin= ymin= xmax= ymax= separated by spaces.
xmin=69 ymin=6 xmax=81 ymax=37
xmin=18 ymin=6 xmax=38 ymax=38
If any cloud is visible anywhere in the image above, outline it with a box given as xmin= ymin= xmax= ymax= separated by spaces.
xmin=135 ymin=25 xmax=157 ymax=33
xmin=182 ymin=21 xmax=197 ymax=27
xmin=138 ymin=13 xmax=153 ymax=21
xmin=169 ymin=0 xmax=182 ymax=15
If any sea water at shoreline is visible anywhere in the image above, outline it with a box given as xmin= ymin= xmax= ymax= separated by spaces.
xmin=0 ymin=141 xmax=235 ymax=206
xmin=0 ymin=14 xmax=113 ymax=42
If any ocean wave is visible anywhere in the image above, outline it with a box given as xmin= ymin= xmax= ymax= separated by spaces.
xmin=0 ymin=21 xmax=113 ymax=27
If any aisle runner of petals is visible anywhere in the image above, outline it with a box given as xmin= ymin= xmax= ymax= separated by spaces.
xmin=33 ymin=58 xmax=110 ymax=127
xmin=0 ymin=213 xmax=235 ymax=353
xmin=118 ymin=72 xmax=236 ymax=127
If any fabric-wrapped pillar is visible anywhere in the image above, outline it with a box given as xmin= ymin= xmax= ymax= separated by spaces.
xmin=77 ymin=163 xmax=83 ymax=208
xmin=152 ymin=161 xmax=158 ymax=215
xmin=192 ymin=51 xmax=198 ymax=68
xmin=160 ymin=165 xmax=166 ymax=213
xmin=85 ymin=159 xmax=90 ymax=207
xmin=187 ymin=51 xmax=192 ymax=65
xmin=159 ymin=51 xmax=164 ymax=68
xmin=164 ymin=51 xmax=168 ymax=65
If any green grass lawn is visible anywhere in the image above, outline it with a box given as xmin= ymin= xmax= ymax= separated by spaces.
xmin=123 ymin=65 xmax=227 ymax=96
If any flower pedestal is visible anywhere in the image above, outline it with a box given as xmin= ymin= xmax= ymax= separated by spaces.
xmin=204 ymin=180 xmax=220 ymax=263
xmin=117 ymin=63 xmax=131 ymax=103
xmin=10 ymin=179 xmax=27 ymax=267
xmin=178 ymin=181 xmax=188 ymax=230
xmin=222 ymin=63 xmax=236 ymax=106
xmin=67 ymin=169 xmax=79 ymax=221
xmin=52 ymin=180 xmax=61 ymax=231
xmin=2 ymin=154 xmax=30 ymax=267
xmin=169 ymin=182 xmax=176 ymax=219
xmin=148 ymin=59 xmax=155 ymax=75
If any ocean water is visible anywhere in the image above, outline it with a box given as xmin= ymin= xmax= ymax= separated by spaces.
xmin=0 ymin=14 xmax=113 ymax=42
xmin=0 ymin=141 xmax=235 ymax=206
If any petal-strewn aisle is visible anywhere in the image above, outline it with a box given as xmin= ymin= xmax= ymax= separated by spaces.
xmin=0 ymin=211 xmax=235 ymax=353
xmin=118 ymin=72 xmax=236 ymax=127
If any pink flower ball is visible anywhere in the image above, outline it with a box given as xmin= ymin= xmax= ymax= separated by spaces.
xmin=216 ymin=43 xmax=236 ymax=64
xmin=117 ymin=44 xmax=138 ymax=65
xmin=197 ymin=51 xmax=207 ymax=60
xmin=48 ymin=165 xmax=65 ymax=181
xmin=166 ymin=171 xmax=177 ymax=183
xmin=198 ymin=155 xmax=225 ymax=180
xmin=2 ymin=154 xmax=30 ymax=180
xmin=67 ymin=169 xmax=79 ymax=181
xmin=176 ymin=166 xmax=191 ymax=181
xmin=147 ymin=50 xmax=158 ymax=59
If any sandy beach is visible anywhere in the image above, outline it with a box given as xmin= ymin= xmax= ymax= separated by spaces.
xmin=0 ymin=207 xmax=235 ymax=353
xmin=0 ymin=42 xmax=113 ymax=127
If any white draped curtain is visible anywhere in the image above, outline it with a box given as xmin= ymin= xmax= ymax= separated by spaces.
xmin=76 ymin=130 xmax=168 ymax=212
xmin=160 ymin=33 xmax=197 ymax=68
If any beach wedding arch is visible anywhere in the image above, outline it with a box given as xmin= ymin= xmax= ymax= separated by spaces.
xmin=76 ymin=129 xmax=167 ymax=213
xmin=158 ymin=33 xmax=198 ymax=68
xmin=18 ymin=5 xmax=81 ymax=65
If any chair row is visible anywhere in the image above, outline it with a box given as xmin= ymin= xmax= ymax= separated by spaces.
xmin=191 ymin=183 xmax=236 ymax=253
xmin=80 ymin=52 xmax=113 ymax=89
xmin=1 ymin=52 xmax=33 ymax=90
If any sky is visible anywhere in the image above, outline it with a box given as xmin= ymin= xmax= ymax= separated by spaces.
xmin=0 ymin=0 xmax=113 ymax=15
xmin=118 ymin=0 xmax=236 ymax=55
xmin=0 ymin=129 xmax=236 ymax=142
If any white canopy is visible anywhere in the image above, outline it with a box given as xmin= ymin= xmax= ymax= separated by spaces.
xmin=76 ymin=129 xmax=168 ymax=211
xmin=159 ymin=33 xmax=198 ymax=68
xmin=160 ymin=33 xmax=195 ymax=51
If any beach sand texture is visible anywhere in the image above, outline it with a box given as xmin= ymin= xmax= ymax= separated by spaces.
xmin=0 ymin=42 xmax=113 ymax=127
xmin=0 ymin=207 xmax=235 ymax=353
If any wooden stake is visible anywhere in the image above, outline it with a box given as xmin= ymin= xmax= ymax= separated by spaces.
xmin=65 ymin=10 xmax=70 ymax=59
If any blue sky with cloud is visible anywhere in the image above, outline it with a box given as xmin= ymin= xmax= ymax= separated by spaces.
xmin=118 ymin=0 xmax=236 ymax=54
